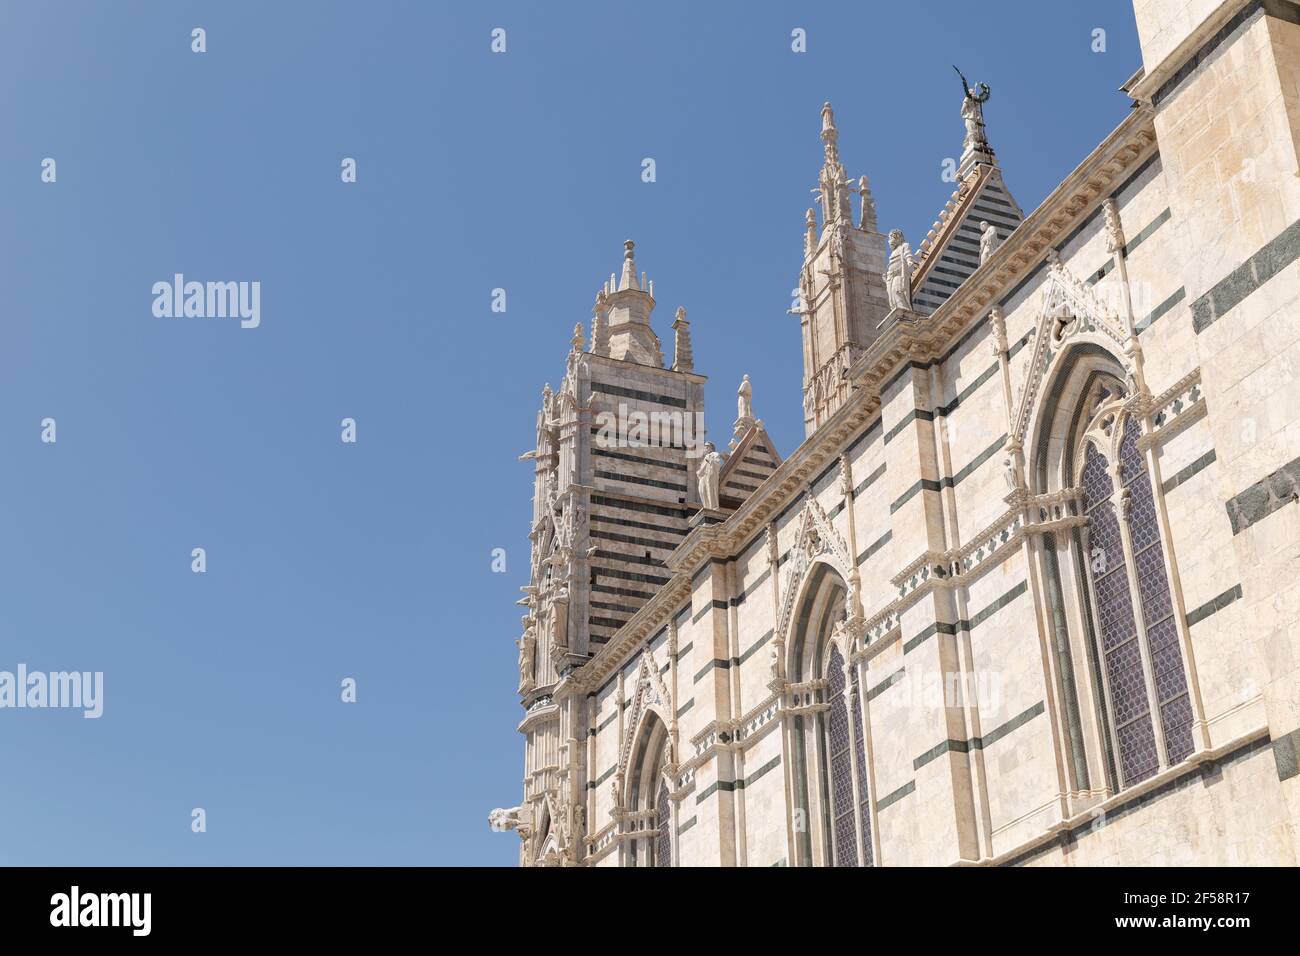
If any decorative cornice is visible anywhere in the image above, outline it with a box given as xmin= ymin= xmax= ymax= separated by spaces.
xmin=1125 ymin=0 xmax=1255 ymax=106
xmin=854 ymin=490 xmax=1083 ymax=653
xmin=1138 ymin=368 xmax=1205 ymax=451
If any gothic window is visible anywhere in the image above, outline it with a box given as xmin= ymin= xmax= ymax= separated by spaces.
xmin=628 ymin=712 xmax=671 ymax=867
xmin=825 ymin=646 xmax=856 ymax=866
xmin=1038 ymin=362 xmax=1195 ymax=793
xmin=849 ymin=665 xmax=873 ymax=865
xmin=791 ymin=563 xmax=873 ymax=867
xmin=1079 ymin=414 xmax=1193 ymax=784
xmin=654 ymin=779 xmax=671 ymax=867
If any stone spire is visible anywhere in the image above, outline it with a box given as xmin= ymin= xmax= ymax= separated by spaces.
xmin=671 ymin=306 xmax=693 ymax=372
xmin=602 ymin=240 xmax=664 ymax=367
xmin=797 ymin=101 xmax=891 ymax=438
xmin=818 ymin=102 xmax=852 ymax=226
xmin=591 ymin=289 xmax=611 ymax=356
xmin=857 ymin=175 xmax=877 ymax=232
xmin=618 ymin=239 xmax=640 ymax=291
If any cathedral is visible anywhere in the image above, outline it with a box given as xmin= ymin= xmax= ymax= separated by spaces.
xmin=491 ymin=0 xmax=1300 ymax=865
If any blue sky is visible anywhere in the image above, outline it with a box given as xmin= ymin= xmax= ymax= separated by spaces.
xmin=0 ymin=2 xmax=1141 ymax=865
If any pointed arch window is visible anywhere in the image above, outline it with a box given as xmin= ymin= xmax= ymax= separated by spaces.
xmin=654 ymin=778 xmax=671 ymax=867
xmin=824 ymin=644 xmax=872 ymax=866
xmin=1052 ymin=371 xmax=1194 ymax=790
xmin=790 ymin=563 xmax=873 ymax=867
xmin=627 ymin=713 xmax=672 ymax=867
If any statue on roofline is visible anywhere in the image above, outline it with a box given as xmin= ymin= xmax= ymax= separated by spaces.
xmin=954 ymin=65 xmax=992 ymax=155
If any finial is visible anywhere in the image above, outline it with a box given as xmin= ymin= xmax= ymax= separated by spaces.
xmin=671 ymin=306 xmax=693 ymax=373
xmin=804 ymin=208 xmax=817 ymax=257
xmin=591 ymin=292 xmax=610 ymax=356
xmin=857 ymin=175 xmax=877 ymax=232
xmin=572 ymin=322 xmax=584 ymax=352
xmin=618 ymin=240 xmax=639 ymax=291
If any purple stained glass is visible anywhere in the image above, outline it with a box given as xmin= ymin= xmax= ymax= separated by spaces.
xmin=825 ymin=646 xmax=858 ymax=867
xmin=1161 ymin=693 xmax=1195 ymax=765
xmin=654 ymin=779 xmax=671 ymax=867
xmin=1093 ymin=551 xmax=1138 ymax=651
xmin=1107 ymin=638 xmax=1150 ymax=726
xmin=1120 ymin=415 xmax=1194 ymax=766
xmin=1118 ymin=414 xmax=1147 ymax=488
xmin=849 ymin=670 xmax=873 ymax=866
xmin=1117 ymin=714 xmax=1160 ymax=785
xmin=1081 ymin=443 xmax=1116 ymax=513
xmin=1134 ymin=543 xmax=1173 ymax=623
xmin=1125 ymin=462 xmax=1163 ymax=552
xmin=1082 ymin=442 xmax=1159 ymax=787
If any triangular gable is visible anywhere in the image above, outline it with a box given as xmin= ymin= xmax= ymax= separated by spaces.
xmin=615 ymin=645 xmax=673 ymax=791
xmin=911 ymin=164 xmax=1024 ymax=314
xmin=774 ymin=495 xmax=853 ymax=648
xmin=719 ymin=425 xmax=782 ymax=510
xmin=1010 ymin=251 xmax=1136 ymax=449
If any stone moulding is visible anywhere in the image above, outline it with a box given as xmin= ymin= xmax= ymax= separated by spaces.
xmin=614 ymin=646 xmax=673 ymax=790
xmin=1125 ymin=0 xmax=1257 ymax=107
xmin=774 ymin=496 xmax=855 ymax=648
xmin=680 ymin=694 xmax=782 ymax=779
xmin=1138 ymin=368 xmax=1205 ymax=451
xmin=517 ymin=699 xmax=559 ymax=734
xmin=1010 ymin=252 xmax=1135 ymax=451
xmin=585 ymin=821 xmax=618 ymax=859
xmin=853 ymin=490 xmax=1084 ymax=662
xmin=983 ymin=724 xmax=1269 ymax=867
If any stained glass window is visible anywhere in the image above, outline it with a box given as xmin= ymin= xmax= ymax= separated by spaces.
xmin=849 ymin=666 xmax=873 ymax=866
xmin=1077 ymin=410 xmax=1195 ymax=789
xmin=1119 ymin=416 xmax=1194 ymax=765
xmin=1081 ymin=442 xmax=1159 ymax=786
xmin=825 ymin=646 xmax=858 ymax=867
xmin=654 ymin=778 xmax=671 ymax=867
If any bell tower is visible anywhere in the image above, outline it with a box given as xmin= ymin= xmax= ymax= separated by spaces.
xmin=796 ymin=102 xmax=891 ymax=436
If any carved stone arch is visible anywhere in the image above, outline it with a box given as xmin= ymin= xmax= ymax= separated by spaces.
xmin=1013 ymin=253 xmax=1135 ymax=453
xmin=1029 ymin=343 xmax=1132 ymax=495
xmin=620 ymin=701 xmax=673 ymax=868
xmin=534 ymin=798 xmax=560 ymax=865
xmin=775 ymin=495 xmax=854 ymax=652
xmin=625 ymin=710 xmax=671 ymax=808
xmin=616 ymin=646 xmax=673 ymax=791
xmin=788 ymin=561 xmax=851 ymax=684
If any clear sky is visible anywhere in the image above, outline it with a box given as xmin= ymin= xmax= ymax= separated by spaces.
xmin=0 ymin=1 xmax=1141 ymax=865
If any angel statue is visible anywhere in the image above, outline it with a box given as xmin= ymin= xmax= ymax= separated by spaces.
xmin=954 ymin=65 xmax=992 ymax=155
